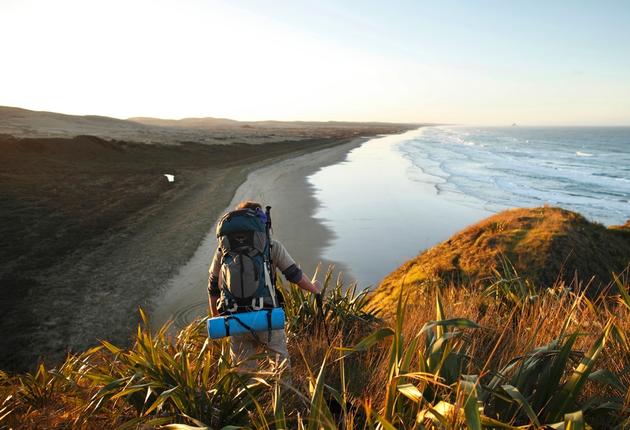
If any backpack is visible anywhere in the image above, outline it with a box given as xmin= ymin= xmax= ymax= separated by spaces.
xmin=215 ymin=208 xmax=277 ymax=313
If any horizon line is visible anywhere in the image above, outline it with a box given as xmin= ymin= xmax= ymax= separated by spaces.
xmin=2 ymin=104 xmax=630 ymax=128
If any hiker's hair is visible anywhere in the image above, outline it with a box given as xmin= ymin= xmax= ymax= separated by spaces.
xmin=236 ymin=200 xmax=262 ymax=211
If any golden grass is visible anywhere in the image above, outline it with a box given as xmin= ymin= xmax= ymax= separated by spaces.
xmin=1 ymin=269 xmax=628 ymax=429
xmin=372 ymin=206 xmax=630 ymax=313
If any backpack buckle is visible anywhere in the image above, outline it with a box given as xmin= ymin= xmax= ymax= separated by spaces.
xmin=251 ymin=297 xmax=264 ymax=310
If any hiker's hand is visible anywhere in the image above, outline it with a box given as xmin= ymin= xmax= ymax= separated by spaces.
xmin=312 ymin=280 xmax=322 ymax=294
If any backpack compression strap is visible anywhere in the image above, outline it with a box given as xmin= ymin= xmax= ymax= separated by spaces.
xmin=223 ymin=309 xmax=274 ymax=343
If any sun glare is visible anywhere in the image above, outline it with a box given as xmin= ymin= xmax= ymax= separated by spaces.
xmin=1 ymin=0 xmax=628 ymax=124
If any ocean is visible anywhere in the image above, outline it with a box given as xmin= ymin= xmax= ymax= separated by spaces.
xmin=308 ymin=126 xmax=630 ymax=288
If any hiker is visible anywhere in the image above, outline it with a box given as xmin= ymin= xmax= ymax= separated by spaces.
xmin=207 ymin=200 xmax=322 ymax=368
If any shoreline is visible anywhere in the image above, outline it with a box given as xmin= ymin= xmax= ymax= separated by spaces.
xmin=151 ymin=137 xmax=368 ymax=329
xmin=308 ymin=127 xmax=492 ymax=287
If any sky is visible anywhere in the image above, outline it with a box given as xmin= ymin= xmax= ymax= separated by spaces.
xmin=1 ymin=0 xmax=629 ymax=125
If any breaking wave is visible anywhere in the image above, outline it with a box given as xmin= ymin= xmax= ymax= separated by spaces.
xmin=397 ymin=126 xmax=630 ymax=226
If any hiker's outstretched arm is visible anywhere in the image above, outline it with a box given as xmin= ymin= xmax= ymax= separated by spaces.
xmin=209 ymin=294 xmax=219 ymax=317
xmin=270 ymin=239 xmax=321 ymax=294
xmin=208 ymin=248 xmax=221 ymax=317
xmin=295 ymin=274 xmax=322 ymax=294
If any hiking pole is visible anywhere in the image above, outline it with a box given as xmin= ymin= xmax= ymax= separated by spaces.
xmin=264 ymin=206 xmax=278 ymax=307
xmin=265 ymin=206 xmax=276 ymax=285
xmin=315 ymin=293 xmax=331 ymax=346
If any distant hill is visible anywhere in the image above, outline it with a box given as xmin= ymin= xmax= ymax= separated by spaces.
xmin=0 ymin=106 xmax=143 ymax=132
xmin=129 ymin=116 xmax=404 ymax=129
xmin=0 ymin=106 xmax=186 ymax=144
xmin=371 ymin=207 xmax=630 ymax=311
xmin=127 ymin=116 xmax=241 ymax=128
xmin=0 ymin=106 xmax=417 ymax=145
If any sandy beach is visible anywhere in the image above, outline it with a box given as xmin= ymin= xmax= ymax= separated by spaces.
xmin=151 ymin=137 xmax=367 ymax=329
xmin=309 ymin=128 xmax=492 ymax=287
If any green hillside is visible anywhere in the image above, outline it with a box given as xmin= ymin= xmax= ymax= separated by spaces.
xmin=372 ymin=207 xmax=630 ymax=312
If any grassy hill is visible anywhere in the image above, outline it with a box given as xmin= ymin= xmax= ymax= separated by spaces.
xmin=372 ymin=207 xmax=630 ymax=312
xmin=1 ymin=272 xmax=629 ymax=429
xmin=1 ymin=215 xmax=630 ymax=429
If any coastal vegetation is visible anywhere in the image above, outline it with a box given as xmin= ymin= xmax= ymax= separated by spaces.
xmin=1 ymin=207 xmax=629 ymax=429
xmin=373 ymin=207 xmax=630 ymax=313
